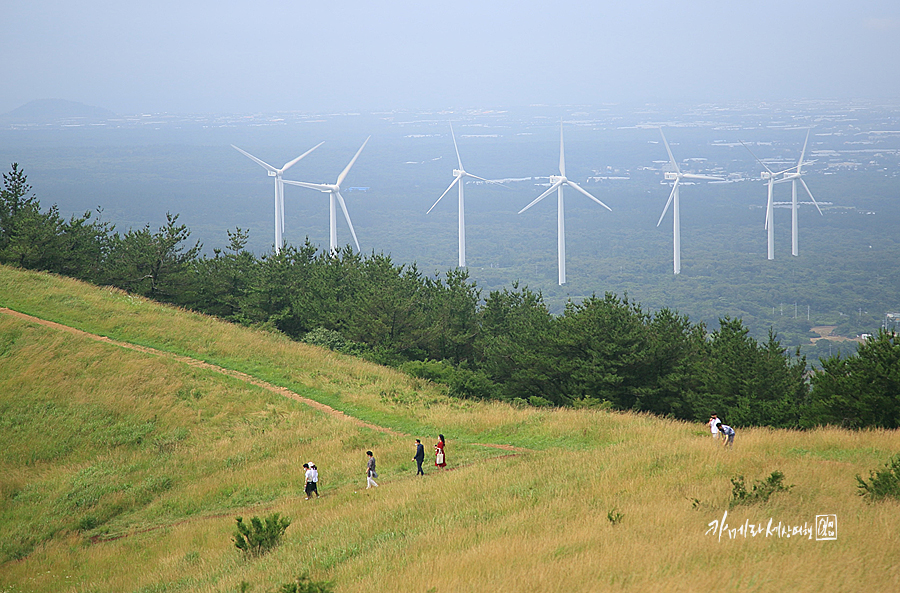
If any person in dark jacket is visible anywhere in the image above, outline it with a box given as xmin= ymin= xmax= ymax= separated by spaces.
xmin=413 ymin=439 xmax=425 ymax=475
xmin=366 ymin=450 xmax=379 ymax=489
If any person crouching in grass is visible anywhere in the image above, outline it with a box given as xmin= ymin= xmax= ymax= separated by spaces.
xmin=716 ymin=423 xmax=735 ymax=449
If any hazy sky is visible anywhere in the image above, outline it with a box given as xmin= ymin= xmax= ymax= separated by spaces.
xmin=2 ymin=0 xmax=899 ymax=114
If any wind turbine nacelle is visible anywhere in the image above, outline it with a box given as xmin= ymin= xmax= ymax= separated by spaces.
xmin=268 ymin=171 xmax=277 ymax=177
xmin=453 ymin=169 xmax=463 ymax=176
xmin=761 ymin=171 xmax=774 ymax=180
xmin=664 ymin=172 xmax=678 ymax=181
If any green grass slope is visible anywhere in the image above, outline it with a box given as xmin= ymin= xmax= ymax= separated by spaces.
xmin=1 ymin=265 xmax=899 ymax=593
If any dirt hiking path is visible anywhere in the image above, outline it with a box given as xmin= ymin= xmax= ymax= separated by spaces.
xmin=1 ymin=306 xmax=531 ymax=547
xmin=0 ymin=307 xmax=529 ymax=453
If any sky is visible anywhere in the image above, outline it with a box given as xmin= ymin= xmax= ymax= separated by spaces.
xmin=2 ymin=0 xmax=900 ymax=115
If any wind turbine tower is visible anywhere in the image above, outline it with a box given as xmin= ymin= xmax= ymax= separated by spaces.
xmin=232 ymin=142 xmax=323 ymax=254
xmin=656 ymin=129 xmax=722 ymax=275
xmin=427 ymin=123 xmax=504 ymax=268
xmin=740 ymin=140 xmax=782 ymax=260
xmin=283 ymin=137 xmax=370 ymax=254
xmin=519 ymin=124 xmax=612 ymax=285
xmin=781 ymin=130 xmax=824 ymax=256
xmin=741 ymin=130 xmax=823 ymax=259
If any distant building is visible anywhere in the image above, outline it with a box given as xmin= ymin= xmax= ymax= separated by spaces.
xmin=885 ymin=313 xmax=900 ymax=332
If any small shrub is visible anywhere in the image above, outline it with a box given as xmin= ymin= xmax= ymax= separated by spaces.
xmin=302 ymin=328 xmax=366 ymax=356
xmin=729 ymin=471 xmax=793 ymax=508
xmin=401 ymin=360 xmax=499 ymax=400
xmin=400 ymin=359 xmax=455 ymax=384
xmin=277 ymin=574 xmax=334 ymax=593
xmin=857 ymin=454 xmax=900 ymax=502
xmin=572 ymin=397 xmax=613 ymax=410
xmin=448 ymin=368 xmax=499 ymax=400
xmin=528 ymin=396 xmax=552 ymax=408
xmin=232 ymin=513 xmax=291 ymax=557
xmin=607 ymin=508 xmax=624 ymax=525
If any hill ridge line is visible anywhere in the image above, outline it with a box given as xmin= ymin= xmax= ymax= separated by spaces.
xmin=0 ymin=306 xmax=529 ymax=453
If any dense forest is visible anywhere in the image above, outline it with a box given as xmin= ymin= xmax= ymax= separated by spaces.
xmin=3 ymin=164 xmax=898 ymax=428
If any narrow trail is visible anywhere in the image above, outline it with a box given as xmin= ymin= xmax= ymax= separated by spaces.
xmin=1 ymin=306 xmax=402 ymax=435
xmin=2 ymin=307 xmax=533 ymax=456
xmin=2 ymin=307 xmax=531 ymax=455
xmin=2 ymin=305 xmax=534 ymax=545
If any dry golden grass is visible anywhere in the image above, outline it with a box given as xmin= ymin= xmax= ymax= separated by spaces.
xmin=1 ymin=265 xmax=900 ymax=593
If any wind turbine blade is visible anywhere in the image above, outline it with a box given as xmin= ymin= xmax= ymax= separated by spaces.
xmin=283 ymin=180 xmax=330 ymax=192
xmin=282 ymin=141 xmax=324 ymax=172
xmin=464 ymin=173 xmax=492 ymax=183
xmin=336 ymin=136 xmax=371 ymax=187
xmin=659 ymin=128 xmax=681 ymax=175
xmin=519 ymin=181 xmax=563 ymax=214
xmin=559 ymin=123 xmax=566 ymax=177
xmin=657 ymin=178 xmax=679 ymax=227
xmin=335 ymin=191 xmax=361 ymax=251
xmin=797 ymin=129 xmax=810 ymax=174
xmin=683 ymin=173 xmax=724 ymax=181
xmin=799 ymin=178 xmax=824 ymax=215
xmin=232 ymin=145 xmax=276 ymax=173
xmin=450 ymin=122 xmax=463 ymax=170
xmin=739 ymin=140 xmax=774 ymax=174
xmin=463 ymin=173 xmax=512 ymax=190
xmin=567 ymin=181 xmax=612 ymax=211
xmin=427 ymin=176 xmax=461 ymax=213
xmin=773 ymin=166 xmax=796 ymax=176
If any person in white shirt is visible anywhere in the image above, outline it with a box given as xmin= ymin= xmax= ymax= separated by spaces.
xmin=708 ymin=414 xmax=720 ymax=439
xmin=304 ymin=462 xmax=319 ymax=499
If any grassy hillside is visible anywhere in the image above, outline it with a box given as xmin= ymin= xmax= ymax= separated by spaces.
xmin=1 ymin=265 xmax=899 ymax=593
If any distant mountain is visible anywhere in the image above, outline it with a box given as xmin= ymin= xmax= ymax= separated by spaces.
xmin=1 ymin=99 xmax=116 ymax=123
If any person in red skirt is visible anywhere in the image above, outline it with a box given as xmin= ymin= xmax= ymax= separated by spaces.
xmin=434 ymin=434 xmax=446 ymax=469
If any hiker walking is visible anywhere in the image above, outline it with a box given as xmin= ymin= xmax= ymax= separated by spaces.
xmin=304 ymin=463 xmax=319 ymax=499
xmin=366 ymin=451 xmax=379 ymax=489
xmin=435 ymin=434 xmax=446 ymax=469
xmin=413 ymin=439 xmax=425 ymax=475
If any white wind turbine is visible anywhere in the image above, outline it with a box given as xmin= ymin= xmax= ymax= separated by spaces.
xmin=656 ymin=128 xmax=723 ymax=275
xmin=427 ymin=123 xmax=504 ymax=268
xmin=519 ymin=124 xmax=612 ymax=286
xmin=232 ymin=142 xmax=323 ymax=254
xmin=780 ymin=130 xmax=823 ymax=256
xmin=283 ymin=137 xmax=370 ymax=253
xmin=740 ymin=140 xmax=793 ymax=260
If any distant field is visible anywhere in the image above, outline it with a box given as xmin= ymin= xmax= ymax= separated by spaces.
xmin=1 ymin=265 xmax=899 ymax=592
